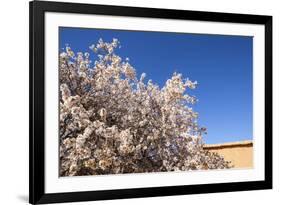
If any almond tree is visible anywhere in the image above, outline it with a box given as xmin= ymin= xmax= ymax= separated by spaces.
xmin=59 ymin=38 xmax=231 ymax=176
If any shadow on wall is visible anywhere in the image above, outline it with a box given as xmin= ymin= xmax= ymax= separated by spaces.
xmin=203 ymin=140 xmax=253 ymax=168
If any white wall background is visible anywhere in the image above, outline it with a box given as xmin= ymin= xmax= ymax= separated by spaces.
xmin=0 ymin=0 xmax=279 ymax=204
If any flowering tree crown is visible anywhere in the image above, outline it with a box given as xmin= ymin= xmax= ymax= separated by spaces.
xmin=59 ymin=38 xmax=230 ymax=176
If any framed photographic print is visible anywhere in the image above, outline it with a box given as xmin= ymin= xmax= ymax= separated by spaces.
xmin=29 ymin=0 xmax=272 ymax=204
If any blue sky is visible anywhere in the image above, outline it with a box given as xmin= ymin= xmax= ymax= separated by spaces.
xmin=59 ymin=27 xmax=253 ymax=144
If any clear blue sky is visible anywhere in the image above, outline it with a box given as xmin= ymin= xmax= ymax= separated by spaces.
xmin=59 ymin=27 xmax=253 ymax=144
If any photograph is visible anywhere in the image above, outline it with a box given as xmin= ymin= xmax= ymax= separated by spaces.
xmin=29 ymin=1 xmax=272 ymax=203
xmin=59 ymin=27 xmax=253 ymax=177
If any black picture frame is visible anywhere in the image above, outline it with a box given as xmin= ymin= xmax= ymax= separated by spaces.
xmin=29 ymin=1 xmax=272 ymax=204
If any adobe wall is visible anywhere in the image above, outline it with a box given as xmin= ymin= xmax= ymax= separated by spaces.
xmin=203 ymin=140 xmax=253 ymax=168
